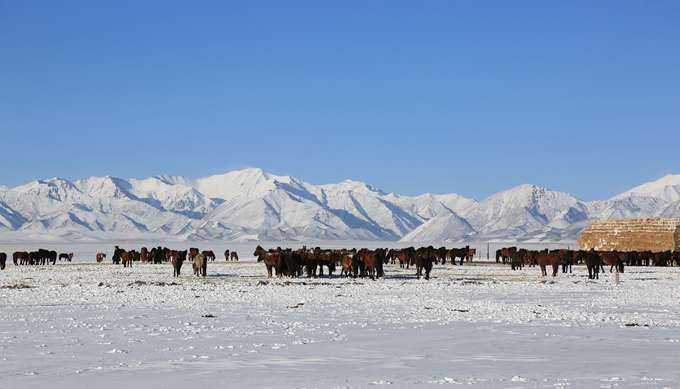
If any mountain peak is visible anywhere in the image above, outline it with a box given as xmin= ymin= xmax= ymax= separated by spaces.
xmin=194 ymin=168 xmax=299 ymax=201
xmin=613 ymin=174 xmax=680 ymax=202
xmin=74 ymin=176 xmax=132 ymax=199
xmin=331 ymin=179 xmax=386 ymax=195
xmin=484 ymin=183 xmax=556 ymax=201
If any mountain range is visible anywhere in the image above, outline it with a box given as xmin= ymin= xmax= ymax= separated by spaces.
xmin=1 ymin=168 xmax=680 ymax=242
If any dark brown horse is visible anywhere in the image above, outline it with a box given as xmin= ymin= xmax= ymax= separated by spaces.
xmin=188 ymin=247 xmax=199 ymax=262
xmin=414 ymin=246 xmax=435 ymax=280
xmin=583 ymin=250 xmax=601 ymax=279
xmin=436 ymin=246 xmax=448 ymax=264
xmin=0 ymin=252 xmax=6 ymax=270
xmin=510 ymin=249 xmax=527 ymax=270
xmin=652 ymin=251 xmax=672 ymax=267
xmin=202 ymin=250 xmax=216 ymax=262
xmin=13 ymin=251 xmax=29 ymax=265
xmin=450 ymin=246 xmax=475 ymax=265
xmin=96 ymin=252 xmax=106 ymax=263
xmin=171 ymin=250 xmax=187 ymax=276
xmin=230 ymin=251 xmax=239 ymax=261
xmin=58 ymin=252 xmax=74 ymax=262
xmin=112 ymin=246 xmax=123 ymax=264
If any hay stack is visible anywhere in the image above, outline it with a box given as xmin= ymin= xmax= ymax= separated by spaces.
xmin=578 ymin=218 xmax=680 ymax=252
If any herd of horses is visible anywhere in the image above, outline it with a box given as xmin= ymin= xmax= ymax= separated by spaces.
xmin=0 ymin=247 xmax=238 ymax=276
xmin=0 ymin=249 xmax=73 ymax=269
xmin=2 ymin=244 xmax=679 ymax=281
xmin=252 ymin=245 xmax=477 ymax=280
xmin=108 ymin=246 xmax=240 ymax=276
xmin=496 ymin=247 xmax=680 ymax=279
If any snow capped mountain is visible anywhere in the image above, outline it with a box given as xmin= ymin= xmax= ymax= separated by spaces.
xmin=463 ymin=184 xmax=586 ymax=238
xmin=613 ymin=174 xmax=680 ymax=203
xmin=1 ymin=169 xmax=680 ymax=242
xmin=193 ymin=168 xmax=305 ymax=202
xmin=586 ymin=196 xmax=669 ymax=220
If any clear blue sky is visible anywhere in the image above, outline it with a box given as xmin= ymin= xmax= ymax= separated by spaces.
xmin=2 ymin=1 xmax=679 ymax=200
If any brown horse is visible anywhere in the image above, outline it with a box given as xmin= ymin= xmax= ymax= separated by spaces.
xmin=96 ymin=252 xmax=106 ymax=263
xmin=121 ymin=251 xmax=132 ymax=268
xmin=496 ymin=247 xmax=517 ymax=264
xmin=140 ymin=247 xmax=149 ymax=263
xmin=0 ymin=252 xmax=6 ymax=270
xmin=224 ymin=249 xmax=230 ymax=261
xmin=58 ymin=252 xmax=74 ymax=262
xmin=536 ymin=250 xmax=559 ymax=277
xmin=600 ymin=251 xmax=625 ymax=273
xmin=253 ymin=246 xmax=282 ymax=277
xmin=193 ymin=253 xmax=207 ymax=277
xmin=340 ymin=255 xmax=353 ymax=277
xmin=230 ymin=251 xmax=239 ymax=261
xmin=358 ymin=249 xmax=377 ymax=280
xmin=392 ymin=248 xmax=414 ymax=269
xmin=166 ymin=250 xmax=178 ymax=265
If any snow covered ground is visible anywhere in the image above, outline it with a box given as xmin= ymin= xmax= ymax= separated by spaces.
xmin=1 ymin=241 xmax=679 ymax=388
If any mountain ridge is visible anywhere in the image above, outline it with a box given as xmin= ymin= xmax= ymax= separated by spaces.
xmin=1 ymin=169 xmax=679 ymax=242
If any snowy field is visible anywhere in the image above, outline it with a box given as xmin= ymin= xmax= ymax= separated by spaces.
xmin=1 ymin=241 xmax=679 ymax=388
